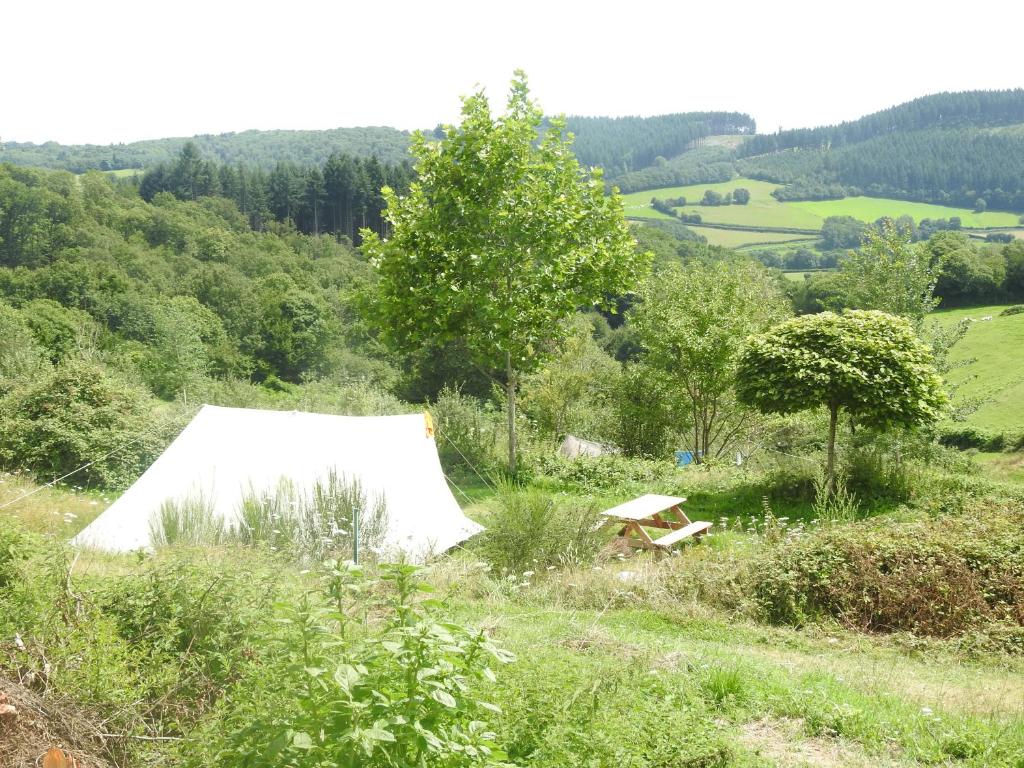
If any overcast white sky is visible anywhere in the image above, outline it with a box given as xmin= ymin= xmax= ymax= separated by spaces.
xmin=3 ymin=0 xmax=1022 ymax=145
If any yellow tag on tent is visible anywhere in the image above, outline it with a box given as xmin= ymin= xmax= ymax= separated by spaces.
xmin=424 ymin=411 xmax=434 ymax=438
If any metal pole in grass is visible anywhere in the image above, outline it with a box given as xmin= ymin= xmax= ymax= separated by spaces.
xmin=353 ymin=504 xmax=360 ymax=565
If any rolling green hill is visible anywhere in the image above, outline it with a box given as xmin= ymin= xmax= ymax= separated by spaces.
xmin=622 ymin=178 xmax=1019 ymax=248
xmin=934 ymin=304 xmax=1024 ymax=432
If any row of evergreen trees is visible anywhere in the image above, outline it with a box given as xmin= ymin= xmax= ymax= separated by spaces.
xmin=739 ymin=129 xmax=1024 ymax=211
xmin=138 ymin=143 xmax=414 ymax=242
xmin=562 ymin=112 xmax=755 ymax=176
xmin=739 ymin=89 xmax=1024 ymax=156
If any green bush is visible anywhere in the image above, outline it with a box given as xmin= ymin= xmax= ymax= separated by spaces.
xmin=0 ymin=359 xmax=169 ymax=488
xmin=0 ymin=515 xmax=36 ymax=589
xmin=999 ymin=304 xmax=1024 ymax=316
xmin=613 ymin=362 xmax=679 ymax=459
xmin=97 ymin=550 xmax=278 ymax=716
xmin=531 ymin=452 xmax=676 ymax=492
xmin=191 ymin=563 xmax=513 ymax=768
xmin=747 ymin=507 xmax=1024 ymax=636
xmin=493 ymin=648 xmax=733 ymax=767
xmin=938 ymin=425 xmax=1024 ymax=452
xmin=432 ymin=385 xmax=502 ymax=475
xmin=476 ymin=483 xmax=605 ymax=572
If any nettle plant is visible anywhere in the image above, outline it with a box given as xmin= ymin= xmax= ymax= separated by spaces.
xmin=218 ymin=562 xmax=514 ymax=768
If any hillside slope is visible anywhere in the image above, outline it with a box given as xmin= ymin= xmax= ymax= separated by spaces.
xmin=0 ymin=126 xmax=414 ymax=172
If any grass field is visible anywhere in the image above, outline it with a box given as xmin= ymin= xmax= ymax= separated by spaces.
xmin=791 ymin=197 xmax=1019 ymax=228
xmin=7 ymin=466 xmax=1024 ymax=767
xmin=974 ymin=451 xmax=1024 ymax=483
xmin=105 ymin=168 xmax=143 ymax=178
xmin=622 ymin=179 xmax=822 ymax=230
xmin=933 ymin=304 xmax=1024 ymax=432
xmin=689 ymin=226 xmax=817 ymax=249
xmin=623 ymin=178 xmax=1022 ymax=234
xmin=781 ymin=269 xmax=833 ymax=282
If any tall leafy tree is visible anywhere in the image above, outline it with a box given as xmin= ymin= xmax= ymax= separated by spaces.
xmin=629 ymin=259 xmax=790 ymax=462
xmin=736 ymin=310 xmax=946 ymax=494
xmin=362 ymin=72 xmax=648 ymax=472
xmin=835 ymin=222 xmax=941 ymax=325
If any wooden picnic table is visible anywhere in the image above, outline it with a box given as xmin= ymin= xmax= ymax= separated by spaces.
xmin=601 ymin=494 xmax=711 ymax=552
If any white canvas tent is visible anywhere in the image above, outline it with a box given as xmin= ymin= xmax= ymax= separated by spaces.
xmin=71 ymin=405 xmax=482 ymax=562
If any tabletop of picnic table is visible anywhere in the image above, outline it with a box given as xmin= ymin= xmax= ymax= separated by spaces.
xmin=600 ymin=494 xmax=688 ymax=521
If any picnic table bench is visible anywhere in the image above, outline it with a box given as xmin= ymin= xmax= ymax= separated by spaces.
xmin=601 ymin=494 xmax=711 ymax=552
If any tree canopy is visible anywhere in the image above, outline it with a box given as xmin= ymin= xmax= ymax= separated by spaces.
xmin=362 ymin=72 xmax=648 ymax=471
xmin=736 ymin=310 xmax=947 ymax=491
xmin=630 ymin=259 xmax=790 ymax=462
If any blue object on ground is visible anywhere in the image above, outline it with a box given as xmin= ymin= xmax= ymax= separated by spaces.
xmin=674 ymin=450 xmax=694 ymax=467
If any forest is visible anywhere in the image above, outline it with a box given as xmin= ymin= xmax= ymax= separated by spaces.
xmin=0 ymin=126 xmax=414 ymax=172
xmin=135 ymin=142 xmax=415 ymax=242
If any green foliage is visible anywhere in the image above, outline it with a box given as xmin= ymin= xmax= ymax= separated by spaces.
xmin=21 ymin=298 xmax=99 ymax=363
xmin=0 ymin=515 xmax=36 ymax=589
xmin=520 ymin=316 xmax=621 ymax=442
xmin=98 ymin=550 xmax=277 ymax=707
xmin=529 ymin=453 xmax=677 ymax=493
xmin=836 ymin=222 xmax=940 ymax=323
xmin=612 ymin=361 xmax=679 ymax=458
xmin=737 ymin=311 xmax=947 ymax=429
xmin=363 ymin=72 xmax=648 ymax=471
xmin=0 ymin=359 xmax=165 ymax=487
xmin=0 ymin=300 xmax=47 ymax=388
xmin=737 ymin=310 xmax=947 ymax=493
xmin=630 ymin=259 xmax=790 ymax=461
xmin=748 ymin=506 xmax=1024 ymax=636
xmin=203 ymin=563 xmax=513 ymax=768
xmin=365 ymin=72 xmax=644 ymax=376
xmin=0 ymin=163 xmax=383 ymax=408
xmin=477 ymin=482 xmax=605 ymax=572
xmin=493 ymin=651 xmax=733 ymax=767
xmin=432 ymin=385 xmax=503 ymax=476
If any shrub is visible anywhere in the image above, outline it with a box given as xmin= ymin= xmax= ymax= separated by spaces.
xmin=1000 ymin=304 xmax=1024 ymax=317
xmin=0 ymin=359 xmax=167 ymax=488
xmin=432 ymin=385 xmax=502 ymax=475
xmin=531 ymin=452 xmax=676 ymax=492
xmin=938 ymin=425 xmax=1023 ymax=452
xmin=0 ymin=516 xmax=36 ymax=589
xmin=477 ymin=482 xmax=605 ymax=571
xmin=97 ymin=549 xmax=278 ymax=722
xmin=194 ymin=563 xmax=513 ymax=768
xmin=613 ymin=362 xmax=678 ymax=459
xmin=748 ymin=507 xmax=1024 ymax=636
xmin=493 ymin=648 xmax=733 ymax=767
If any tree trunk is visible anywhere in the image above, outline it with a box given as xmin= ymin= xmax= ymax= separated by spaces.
xmin=505 ymin=351 xmax=517 ymax=475
xmin=826 ymin=403 xmax=839 ymax=497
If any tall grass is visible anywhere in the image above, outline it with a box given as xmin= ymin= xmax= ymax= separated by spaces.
xmin=229 ymin=471 xmax=389 ymax=561
xmin=149 ymin=492 xmax=224 ymax=547
xmin=149 ymin=472 xmax=389 ymax=561
xmin=476 ymin=480 xmax=605 ymax=571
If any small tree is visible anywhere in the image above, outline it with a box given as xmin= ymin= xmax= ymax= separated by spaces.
xmin=630 ymin=260 xmax=790 ymax=462
xmin=362 ymin=72 xmax=647 ymax=472
xmin=736 ymin=310 xmax=946 ymax=494
xmin=835 ymin=221 xmax=941 ymax=326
